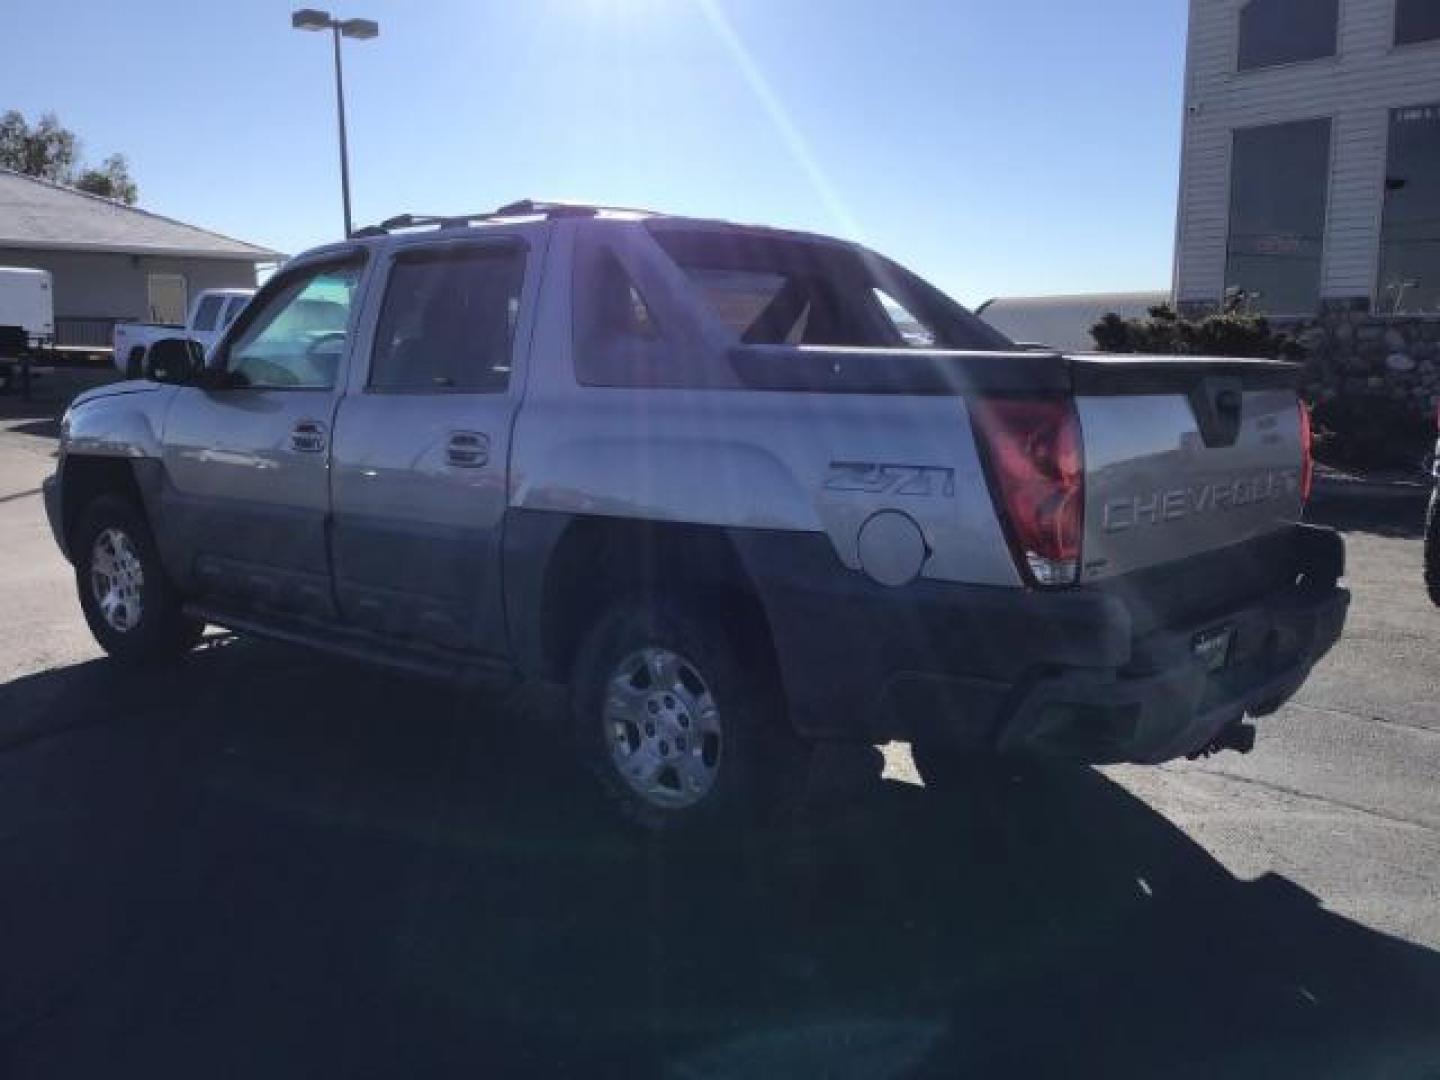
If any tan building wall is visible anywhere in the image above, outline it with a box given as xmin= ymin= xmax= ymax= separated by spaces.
xmin=0 ymin=248 xmax=259 ymax=322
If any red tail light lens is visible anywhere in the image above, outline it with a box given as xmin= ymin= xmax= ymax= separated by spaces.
xmin=971 ymin=398 xmax=1084 ymax=587
xmin=1298 ymin=400 xmax=1314 ymax=504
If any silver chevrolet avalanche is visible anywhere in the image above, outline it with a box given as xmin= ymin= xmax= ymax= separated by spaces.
xmin=43 ymin=200 xmax=1348 ymax=830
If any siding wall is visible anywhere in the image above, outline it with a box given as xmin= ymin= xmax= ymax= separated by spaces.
xmin=1177 ymin=0 xmax=1440 ymax=308
xmin=0 ymin=248 xmax=257 ymax=321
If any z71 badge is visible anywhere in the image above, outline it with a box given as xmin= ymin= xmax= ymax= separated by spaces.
xmin=825 ymin=463 xmax=955 ymax=497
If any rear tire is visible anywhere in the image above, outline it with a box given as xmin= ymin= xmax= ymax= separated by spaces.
xmin=569 ymin=597 xmax=807 ymax=833
xmin=1426 ymin=490 xmax=1440 ymax=608
xmin=73 ymin=494 xmax=203 ymax=663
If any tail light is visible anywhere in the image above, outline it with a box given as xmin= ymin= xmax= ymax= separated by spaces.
xmin=971 ymin=398 xmax=1084 ymax=587
xmin=1298 ymin=400 xmax=1314 ymax=504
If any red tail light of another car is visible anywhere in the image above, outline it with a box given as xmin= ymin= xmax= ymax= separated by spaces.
xmin=1299 ymin=400 xmax=1315 ymax=504
xmin=971 ymin=398 xmax=1084 ymax=587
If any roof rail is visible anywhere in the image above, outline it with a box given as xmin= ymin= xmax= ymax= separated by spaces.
xmin=352 ymin=199 xmax=658 ymax=237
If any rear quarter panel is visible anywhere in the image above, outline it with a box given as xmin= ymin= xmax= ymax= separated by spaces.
xmin=511 ymin=217 xmax=1020 ymax=589
xmin=511 ymin=386 xmax=1021 ymax=588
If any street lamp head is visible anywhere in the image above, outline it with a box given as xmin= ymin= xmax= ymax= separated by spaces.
xmin=339 ymin=17 xmax=379 ymax=39
xmin=291 ymin=8 xmax=333 ymax=31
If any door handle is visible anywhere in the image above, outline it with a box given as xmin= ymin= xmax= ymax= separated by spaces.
xmin=290 ymin=419 xmax=327 ymax=453
xmin=446 ymin=430 xmax=489 ymax=468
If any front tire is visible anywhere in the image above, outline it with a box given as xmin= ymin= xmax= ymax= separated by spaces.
xmin=570 ymin=598 xmax=806 ymax=833
xmin=1426 ymin=489 xmax=1440 ymax=607
xmin=74 ymin=494 xmax=203 ymax=663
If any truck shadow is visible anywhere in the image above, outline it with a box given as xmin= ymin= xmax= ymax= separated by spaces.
xmin=2 ymin=639 xmax=1438 ymax=1078
xmin=1307 ymin=490 xmax=1429 ymax=539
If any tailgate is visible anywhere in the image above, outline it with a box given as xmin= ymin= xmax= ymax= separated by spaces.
xmin=1074 ymin=356 xmax=1305 ymax=583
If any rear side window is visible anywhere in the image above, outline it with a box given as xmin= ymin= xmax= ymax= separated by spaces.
xmin=370 ymin=246 xmax=524 ymax=392
xmin=649 ymin=227 xmax=1010 ymax=351
xmin=574 ymin=241 xmax=672 ymax=386
xmin=192 ymin=294 xmax=224 ymax=332
xmin=222 ymin=295 xmax=249 ymax=326
xmin=873 ymin=288 xmax=938 ymax=348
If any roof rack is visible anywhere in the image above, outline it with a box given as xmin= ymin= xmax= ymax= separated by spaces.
xmin=351 ymin=199 xmax=659 ymax=238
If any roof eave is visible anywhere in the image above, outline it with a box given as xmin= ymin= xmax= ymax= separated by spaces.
xmin=0 ymin=238 xmax=285 ymax=261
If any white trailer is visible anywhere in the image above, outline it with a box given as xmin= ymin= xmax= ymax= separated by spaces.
xmin=0 ymin=267 xmax=55 ymax=394
xmin=0 ymin=267 xmax=54 ymax=345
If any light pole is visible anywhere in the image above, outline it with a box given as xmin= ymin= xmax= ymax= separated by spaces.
xmin=291 ymin=8 xmax=379 ymax=238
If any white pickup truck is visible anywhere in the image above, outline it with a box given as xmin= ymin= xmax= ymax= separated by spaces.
xmin=112 ymin=288 xmax=253 ymax=376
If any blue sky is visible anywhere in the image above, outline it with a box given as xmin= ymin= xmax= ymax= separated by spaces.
xmin=4 ymin=0 xmax=1186 ymax=306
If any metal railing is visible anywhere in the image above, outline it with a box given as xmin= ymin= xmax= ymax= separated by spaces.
xmin=54 ymin=316 xmax=120 ymax=349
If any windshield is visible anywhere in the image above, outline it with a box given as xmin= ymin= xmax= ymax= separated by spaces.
xmin=650 ymin=227 xmax=1014 ymax=350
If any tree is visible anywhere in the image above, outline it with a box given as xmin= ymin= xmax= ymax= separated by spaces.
xmin=0 ymin=110 xmax=78 ymax=183
xmin=75 ymin=154 xmax=138 ymax=205
xmin=0 ymin=110 xmax=136 ymax=203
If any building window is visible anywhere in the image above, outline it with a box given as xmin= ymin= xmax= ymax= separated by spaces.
xmin=1379 ymin=105 xmax=1440 ymax=314
xmin=1396 ymin=0 xmax=1440 ymax=46
xmin=1238 ymin=0 xmax=1338 ymax=70
xmin=1225 ymin=119 xmax=1332 ymax=314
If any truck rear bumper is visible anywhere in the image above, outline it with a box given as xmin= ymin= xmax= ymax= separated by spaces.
xmin=985 ymin=580 xmax=1347 ymax=763
xmin=735 ymin=524 xmax=1348 ymax=764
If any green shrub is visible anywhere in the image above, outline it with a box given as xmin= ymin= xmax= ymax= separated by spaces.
xmin=1090 ymin=303 xmax=1301 ymax=359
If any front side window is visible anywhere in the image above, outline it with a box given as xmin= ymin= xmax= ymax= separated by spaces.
xmin=191 ymin=294 xmax=224 ymax=333
xmin=1224 ymin=119 xmax=1332 ymax=313
xmin=1379 ymin=105 xmax=1440 ymax=313
xmin=1396 ymin=0 xmax=1440 ymax=45
xmin=369 ymin=246 xmax=524 ymax=392
xmin=226 ymin=261 xmax=362 ymax=389
xmin=1238 ymin=0 xmax=1338 ymax=70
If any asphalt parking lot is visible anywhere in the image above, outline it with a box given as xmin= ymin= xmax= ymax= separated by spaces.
xmin=1 ymin=391 xmax=1438 ymax=1078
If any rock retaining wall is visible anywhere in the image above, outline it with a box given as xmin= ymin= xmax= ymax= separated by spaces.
xmin=1279 ymin=313 xmax=1440 ymax=417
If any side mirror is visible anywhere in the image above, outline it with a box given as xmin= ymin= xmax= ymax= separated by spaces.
xmin=145 ymin=338 xmax=205 ymax=384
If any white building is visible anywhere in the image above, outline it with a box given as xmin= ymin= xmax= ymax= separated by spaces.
xmin=1175 ymin=0 xmax=1440 ymax=316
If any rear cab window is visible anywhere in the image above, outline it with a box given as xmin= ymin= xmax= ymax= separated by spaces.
xmin=647 ymin=225 xmax=1012 ymax=351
